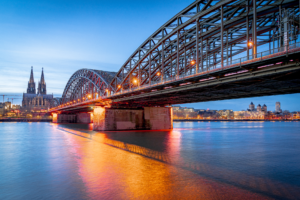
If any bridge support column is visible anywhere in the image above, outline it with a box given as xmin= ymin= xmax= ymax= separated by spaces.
xmin=144 ymin=107 xmax=173 ymax=130
xmin=93 ymin=107 xmax=173 ymax=131
xmin=76 ymin=113 xmax=92 ymax=124
xmin=52 ymin=113 xmax=76 ymax=123
xmin=93 ymin=107 xmax=144 ymax=131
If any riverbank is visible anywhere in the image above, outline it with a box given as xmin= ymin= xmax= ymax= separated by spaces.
xmin=1 ymin=118 xmax=299 ymax=123
xmin=174 ymin=119 xmax=300 ymax=122
xmin=0 ymin=118 xmax=52 ymax=122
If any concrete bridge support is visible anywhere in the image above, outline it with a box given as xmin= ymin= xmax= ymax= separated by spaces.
xmin=143 ymin=107 xmax=173 ymax=130
xmin=52 ymin=113 xmax=76 ymax=123
xmin=52 ymin=113 xmax=92 ymax=124
xmin=52 ymin=107 xmax=173 ymax=130
xmin=76 ymin=113 xmax=93 ymax=124
xmin=93 ymin=107 xmax=173 ymax=131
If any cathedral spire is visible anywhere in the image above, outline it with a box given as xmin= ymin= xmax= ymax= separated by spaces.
xmin=29 ymin=66 xmax=34 ymax=83
xmin=27 ymin=66 xmax=36 ymax=94
xmin=37 ymin=68 xmax=47 ymax=95
xmin=40 ymin=68 xmax=45 ymax=84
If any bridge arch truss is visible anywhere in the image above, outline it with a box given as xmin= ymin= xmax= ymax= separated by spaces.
xmin=61 ymin=69 xmax=117 ymax=104
xmin=108 ymin=0 xmax=300 ymax=94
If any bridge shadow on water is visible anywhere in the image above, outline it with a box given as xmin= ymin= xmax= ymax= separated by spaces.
xmin=54 ymin=123 xmax=300 ymax=200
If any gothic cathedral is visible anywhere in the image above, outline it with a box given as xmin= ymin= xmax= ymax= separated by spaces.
xmin=22 ymin=67 xmax=53 ymax=110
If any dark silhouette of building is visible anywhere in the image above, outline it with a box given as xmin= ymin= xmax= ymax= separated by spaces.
xmin=257 ymin=104 xmax=262 ymax=112
xmin=22 ymin=67 xmax=53 ymax=109
xmin=37 ymin=68 xmax=47 ymax=95
xmin=275 ymin=102 xmax=282 ymax=113
xmin=27 ymin=66 xmax=36 ymax=94
xmin=262 ymin=104 xmax=267 ymax=112
xmin=249 ymin=102 xmax=255 ymax=111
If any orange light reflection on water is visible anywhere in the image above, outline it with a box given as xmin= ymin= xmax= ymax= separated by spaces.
xmin=53 ymin=126 xmax=286 ymax=199
xmin=167 ymin=130 xmax=182 ymax=163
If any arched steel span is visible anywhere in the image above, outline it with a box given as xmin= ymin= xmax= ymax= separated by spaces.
xmin=61 ymin=69 xmax=118 ymax=104
xmin=108 ymin=0 xmax=299 ymax=93
xmin=59 ymin=0 xmax=299 ymax=106
xmin=50 ymin=98 xmax=62 ymax=108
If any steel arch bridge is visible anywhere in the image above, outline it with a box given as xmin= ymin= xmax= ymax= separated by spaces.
xmin=61 ymin=69 xmax=118 ymax=104
xmin=58 ymin=0 xmax=300 ymax=108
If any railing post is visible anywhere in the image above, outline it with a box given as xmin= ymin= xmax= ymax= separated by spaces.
xmin=221 ymin=6 xmax=224 ymax=69
xmin=149 ymin=52 xmax=151 ymax=86
xmin=196 ymin=18 xmax=199 ymax=73
xmin=240 ymin=58 xmax=241 ymax=68
xmin=161 ymin=40 xmax=164 ymax=82
xmin=246 ymin=0 xmax=249 ymax=60
xmin=253 ymin=0 xmax=257 ymax=58
xmin=177 ymin=30 xmax=180 ymax=76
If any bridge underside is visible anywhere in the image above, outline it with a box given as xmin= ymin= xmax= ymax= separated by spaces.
xmin=53 ymin=107 xmax=173 ymax=131
xmin=109 ymin=53 xmax=300 ymax=107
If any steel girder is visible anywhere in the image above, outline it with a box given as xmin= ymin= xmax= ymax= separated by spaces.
xmin=108 ymin=0 xmax=299 ymax=93
xmin=57 ymin=0 xmax=300 ymax=108
xmin=50 ymin=98 xmax=62 ymax=107
xmin=61 ymin=69 xmax=117 ymax=104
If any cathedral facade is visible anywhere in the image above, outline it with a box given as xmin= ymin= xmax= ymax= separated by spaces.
xmin=22 ymin=67 xmax=53 ymax=110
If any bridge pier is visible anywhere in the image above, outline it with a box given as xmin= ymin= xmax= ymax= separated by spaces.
xmin=52 ymin=113 xmax=77 ymax=123
xmin=144 ymin=107 xmax=173 ymax=130
xmin=93 ymin=107 xmax=173 ymax=131
xmin=76 ymin=113 xmax=93 ymax=124
xmin=52 ymin=113 xmax=93 ymax=124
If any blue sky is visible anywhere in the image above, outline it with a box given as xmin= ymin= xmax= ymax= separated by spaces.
xmin=0 ymin=0 xmax=299 ymax=111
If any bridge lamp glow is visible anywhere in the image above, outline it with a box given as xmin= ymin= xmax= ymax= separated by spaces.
xmin=118 ymin=85 xmax=121 ymax=89
xmin=87 ymin=94 xmax=92 ymax=99
xmin=133 ymin=79 xmax=138 ymax=84
xmin=156 ymin=72 xmax=161 ymax=76
xmin=190 ymin=60 xmax=196 ymax=65
xmin=248 ymin=41 xmax=253 ymax=47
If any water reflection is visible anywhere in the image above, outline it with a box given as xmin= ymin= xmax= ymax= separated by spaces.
xmin=55 ymin=123 xmax=300 ymax=199
xmin=1 ymin=122 xmax=300 ymax=199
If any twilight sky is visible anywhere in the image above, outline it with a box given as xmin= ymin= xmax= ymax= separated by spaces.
xmin=0 ymin=0 xmax=299 ymax=111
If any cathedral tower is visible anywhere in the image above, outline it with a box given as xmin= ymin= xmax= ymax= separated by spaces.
xmin=27 ymin=66 xmax=36 ymax=94
xmin=37 ymin=68 xmax=47 ymax=95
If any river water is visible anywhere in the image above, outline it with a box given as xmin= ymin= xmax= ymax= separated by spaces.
xmin=0 ymin=121 xmax=299 ymax=199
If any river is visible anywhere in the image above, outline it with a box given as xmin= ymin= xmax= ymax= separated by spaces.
xmin=0 ymin=121 xmax=299 ymax=199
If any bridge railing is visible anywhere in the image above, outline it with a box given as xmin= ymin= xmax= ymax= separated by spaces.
xmin=113 ymin=42 xmax=300 ymax=97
